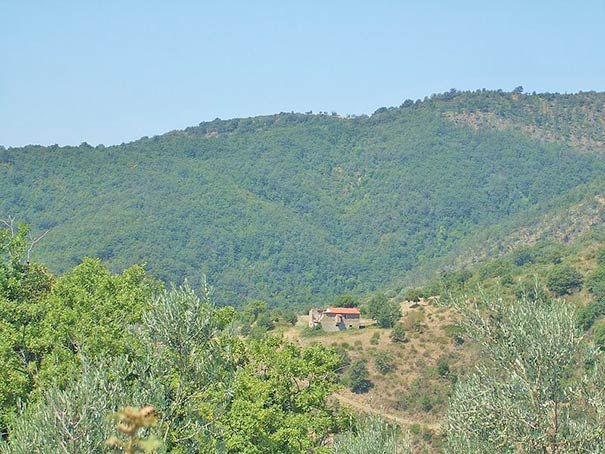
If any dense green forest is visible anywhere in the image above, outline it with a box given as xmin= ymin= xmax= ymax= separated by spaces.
xmin=2 ymin=90 xmax=605 ymax=307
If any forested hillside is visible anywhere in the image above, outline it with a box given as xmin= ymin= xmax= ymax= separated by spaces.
xmin=2 ymin=89 xmax=604 ymax=306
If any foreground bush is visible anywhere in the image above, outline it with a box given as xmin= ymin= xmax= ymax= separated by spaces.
xmin=447 ymin=295 xmax=605 ymax=452
xmin=2 ymin=282 xmax=344 ymax=453
xmin=1 ymin=357 xmax=149 ymax=453
xmin=333 ymin=416 xmax=410 ymax=453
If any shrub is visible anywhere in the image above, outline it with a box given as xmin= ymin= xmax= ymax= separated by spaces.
xmin=596 ymin=247 xmax=605 ymax=266
xmin=437 ymin=358 xmax=450 ymax=378
xmin=403 ymin=287 xmax=425 ymax=302
xmin=255 ymin=312 xmax=275 ymax=331
xmin=420 ymin=395 xmax=434 ymax=412
xmin=348 ymin=360 xmax=372 ymax=393
xmin=333 ymin=416 xmax=409 ymax=454
xmin=374 ymin=351 xmax=396 ymax=375
xmin=443 ymin=324 xmax=464 ymax=345
xmin=332 ymin=346 xmax=351 ymax=373
xmin=367 ymin=293 xmax=401 ymax=328
xmin=587 ymin=266 xmax=605 ymax=301
xmin=396 ymin=378 xmax=447 ymax=415
xmin=285 ymin=311 xmax=298 ymax=326
xmin=390 ymin=323 xmax=407 ymax=343
xmin=422 ymin=429 xmax=434 ymax=442
xmin=546 ymin=264 xmax=583 ymax=296
xmin=239 ymin=322 xmax=252 ymax=336
xmin=269 ymin=308 xmax=284 ymax=322
xmin=577 ymin=300 xmax=605 ymax=331
xmin=249 ymin=325 xmax=269 ymax=340
xmin=370 ymin=332 xmax=380 ymax=345
xmin=513 ymin=247 xmax=535 ymax=266
xmin=301 ymin=325 xmax=324 ymax=337
xmin=402 ymin=311 xmax=426 ymax=333
xmin=593 ymin=323 xmax=605 ymax=351
xmin=513 ymin=280 xmax=549 ymax=302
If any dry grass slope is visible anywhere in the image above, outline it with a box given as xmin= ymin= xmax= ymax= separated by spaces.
xmin=282 ymin=299 xmax=479 ymax=451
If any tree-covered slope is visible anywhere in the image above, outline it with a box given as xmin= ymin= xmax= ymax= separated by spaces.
xmin=2 ymin=90 xmax=605 ymax=306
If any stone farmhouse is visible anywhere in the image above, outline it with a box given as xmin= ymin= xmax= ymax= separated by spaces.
xmin=308 ymin=307 xmax=361 ymax=332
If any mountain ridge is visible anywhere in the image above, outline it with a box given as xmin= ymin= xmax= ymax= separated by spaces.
xmin=2 ymin=89 xmax=604 ymax=306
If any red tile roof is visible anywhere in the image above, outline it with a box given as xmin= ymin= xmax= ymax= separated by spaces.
xmin=325 ymin=307 xmax=360 ymax=315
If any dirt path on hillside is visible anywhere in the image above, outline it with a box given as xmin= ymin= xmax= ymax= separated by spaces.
xmin=334 ymin=392 xmax=442 ymax=432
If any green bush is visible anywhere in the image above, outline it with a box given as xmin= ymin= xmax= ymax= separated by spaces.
xmin=513 ymin=247 xmax=535 ymax=266
xmin=596 ymin=247 xmax=605 ymax=266
xmin=300 ymin=325 xmax=324 ymax=337
xmin=587 ymin=266 xmax=605 ymax=300
xmin=347 ymin=360 xmax=373 ymax=393
xmin=374 ymin=351 xmax=396 ymax=375
xmin=577 ymin=300 xmax=605 ymax=331
xmin=284 ymin=311 xmax=298 ymax=326
xmin=546 ymin=264 xmax=583 ymax=296
xmin=402 ymin=311 xmax=426 ymax=333
xmin=332 ymin=346 xmax=351 ymax=373
xmin=333 ymin=416 xmax=409 ymax=453
xmin=239 ymin=322 xmax=252 ymax=336
xmin=593 ymin=323 xmax=605 ymax=351
xmin=396 ymin=378 xmax=447 ymax=414
xmin=367 ymin=293 xmax=401 ymax=328
xmin=390 ymin=323 xmax=407 ymax=343
xmin=437 ymin=358 xmax=450 ymax=378
xmin=255 ymin=312 xmax=275 ymax=331
xmin=443 ymin=324 xmax=465 ymax=345
xmin=513 ymin=280 xmax=549 ymax=301
xmin=409 ymin=423 xmax=421 ymax=435
xmin=403 ymin=287 xmax=425 ymax=302
xmin=370 ymin=332 xmax=380 ymax=345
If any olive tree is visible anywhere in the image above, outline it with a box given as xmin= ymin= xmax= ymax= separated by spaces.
xmin=1 ymin=356 xmax=158 ymax=454
xmin=446 ymin=294 xmax=605 ymax=453
xmin=333 ymin=416 xmax=410 ymax=453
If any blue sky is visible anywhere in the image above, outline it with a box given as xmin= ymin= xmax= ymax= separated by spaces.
xmin=1 ymin=1 xmax=604 ymax=147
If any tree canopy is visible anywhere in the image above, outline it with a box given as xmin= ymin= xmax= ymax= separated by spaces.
xmin=2 ymin=90 xmax=605 ymax=307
